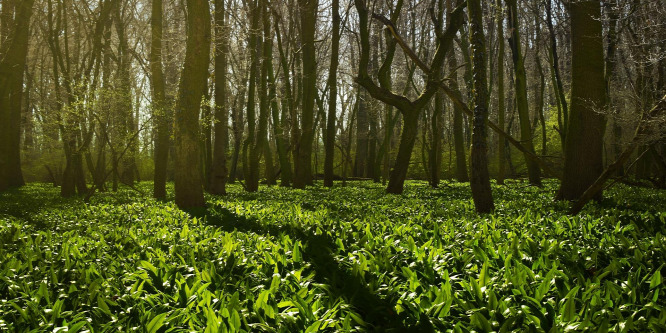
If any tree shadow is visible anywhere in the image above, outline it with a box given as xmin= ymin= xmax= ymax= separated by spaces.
xmin=189 ymin=204 xmax=435 ymax=333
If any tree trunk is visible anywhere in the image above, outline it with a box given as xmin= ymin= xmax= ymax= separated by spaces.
xmin=245 ymin=0 xmax=260 ymax=192
xmin=0 ymin=0 xmax=33 ymax=192
xmin=293 ymin=0 xmax=318 ymax=188
xmin=496 ymin=0 xmax=505 ymax=185
xmin=506 ymin=0 xmax=541 ymax=186
xmin=468 ymin=0 xmax=494 ymax=213
xmin=150 ymin=0 xmax=170 ymax=199
xmin=386 ymin=112 xmax=418 ymax=194
xmin=209 ymin=0 xmax=230 ymax=195
xmin=557 ymin=0 xmax=606 ymax=201
xmin=545 ymin=0 xmax=568 ymax=147
xmin=324 ymin=0 xmax=340 ymax=187
xmin=449 ymin=49 xmax=469 ymax=182
xmin=174 ymin=0 xmax=210 ymax=209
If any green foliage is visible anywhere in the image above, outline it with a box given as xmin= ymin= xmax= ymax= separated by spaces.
xmin=1 ymin=180 xmax=665 ymax=332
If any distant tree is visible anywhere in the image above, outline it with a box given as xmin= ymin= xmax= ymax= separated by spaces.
xmin=174 ymin=0 xmax=210 ymax=208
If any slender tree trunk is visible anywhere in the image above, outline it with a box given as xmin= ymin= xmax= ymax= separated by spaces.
xmin=449 ymin=50 xmax=469 ymax=182
xmin=324 ymin=0 xmax=340 ymax=187
xmin=209 ymin=0 xmax=230 ymax=195
xmin=556 ymin=0 xmax=606 ymax=201
xmin=468 ymin=0 xmax=494 ymax=213
xmin=506 ymin=0 xmax=541 ymax=186
xmin=496 ymin=0 xmax=505 ymax=185
xmin=546 ymin=0 xmax=568 ymax=147
xmin=174 ymin=0 xmax=210 ymax=209
xmin=150 ymin=0 xmax=169 ymax=199
xmin=245 ymin=0 xmax=260 ymax=192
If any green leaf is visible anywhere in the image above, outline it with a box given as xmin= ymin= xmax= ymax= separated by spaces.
xmin=146 ymin=313 xmax=168 ymax=333
xmin=650 ymin=268 xmax=662 ymax=289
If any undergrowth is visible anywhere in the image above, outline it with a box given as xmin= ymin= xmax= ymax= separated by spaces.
xmin=0 ymin=180 xmax=664 ymax=332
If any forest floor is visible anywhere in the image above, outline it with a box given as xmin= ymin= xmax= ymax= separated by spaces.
xmin=1 ymin=180 xmax=665 ymax=332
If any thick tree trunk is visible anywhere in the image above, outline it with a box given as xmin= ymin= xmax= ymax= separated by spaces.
xmin=506 ymin=0 xmax=541 ymax=186
xmin=468 ymin=0 xmax=494 ymax=213
xmin=557 ymin=0 xmax=606 ymax=201
xmin=293 ymin=0 xmax=318 ymax=188
xmin=0 ymin=0 xmax=33 ymax=192
xmin=174 ymin=0 xmax=210 ymax=209
xmin=209 ymin=0 xmax=230 ymax=195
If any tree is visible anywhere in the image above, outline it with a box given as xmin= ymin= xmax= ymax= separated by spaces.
xmin=209 ymin=0 xmax=230 ymax=195
xmin=150 ymin=0 xmax=169 ymax=199
xmin=506 ymin=0 xmax=541 ymax=186
xmin=354 ymin=0 xmax=465 ymax=194
xmin=556 ymin=0 xmax=606 ymax=201
xmin=467 ymin=0 xmax=494 ymax=212
xmin=496 ymin=0 xmax=506 ymax=185
xmin=174 ymin=0 xmax=210 ymax=209
xmin=324 ymin=0 xmax=340 ymax=187
xmin=0 ymin=0 xmax=34 ymax=192
xmin=293 ymin=0 xmax=318 ymax=189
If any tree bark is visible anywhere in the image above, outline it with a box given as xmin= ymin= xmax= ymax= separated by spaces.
xmin=506 ymin=0 xmax=541 ymax=186
xmin=293 ymin=0 xmax=318 ymax=188
xmin=0 ymin=0 xmax=33 ymax=192
xmin=174 ymin=0 xmax=210 ymax=209
xmin=324 ymin=0 xmax=340 ymax=187
xmin=557 ymin=0 xmax=606 ymax=201
xmin=209 ymin=0 xmax=230 ymax=195
xmin=496 ymin=0 xmax=506 ymax=185
xmin=150 ymin=0 xmax=169 ymax=199
xmin=468 ymin=0 xmax=494 ymax=213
